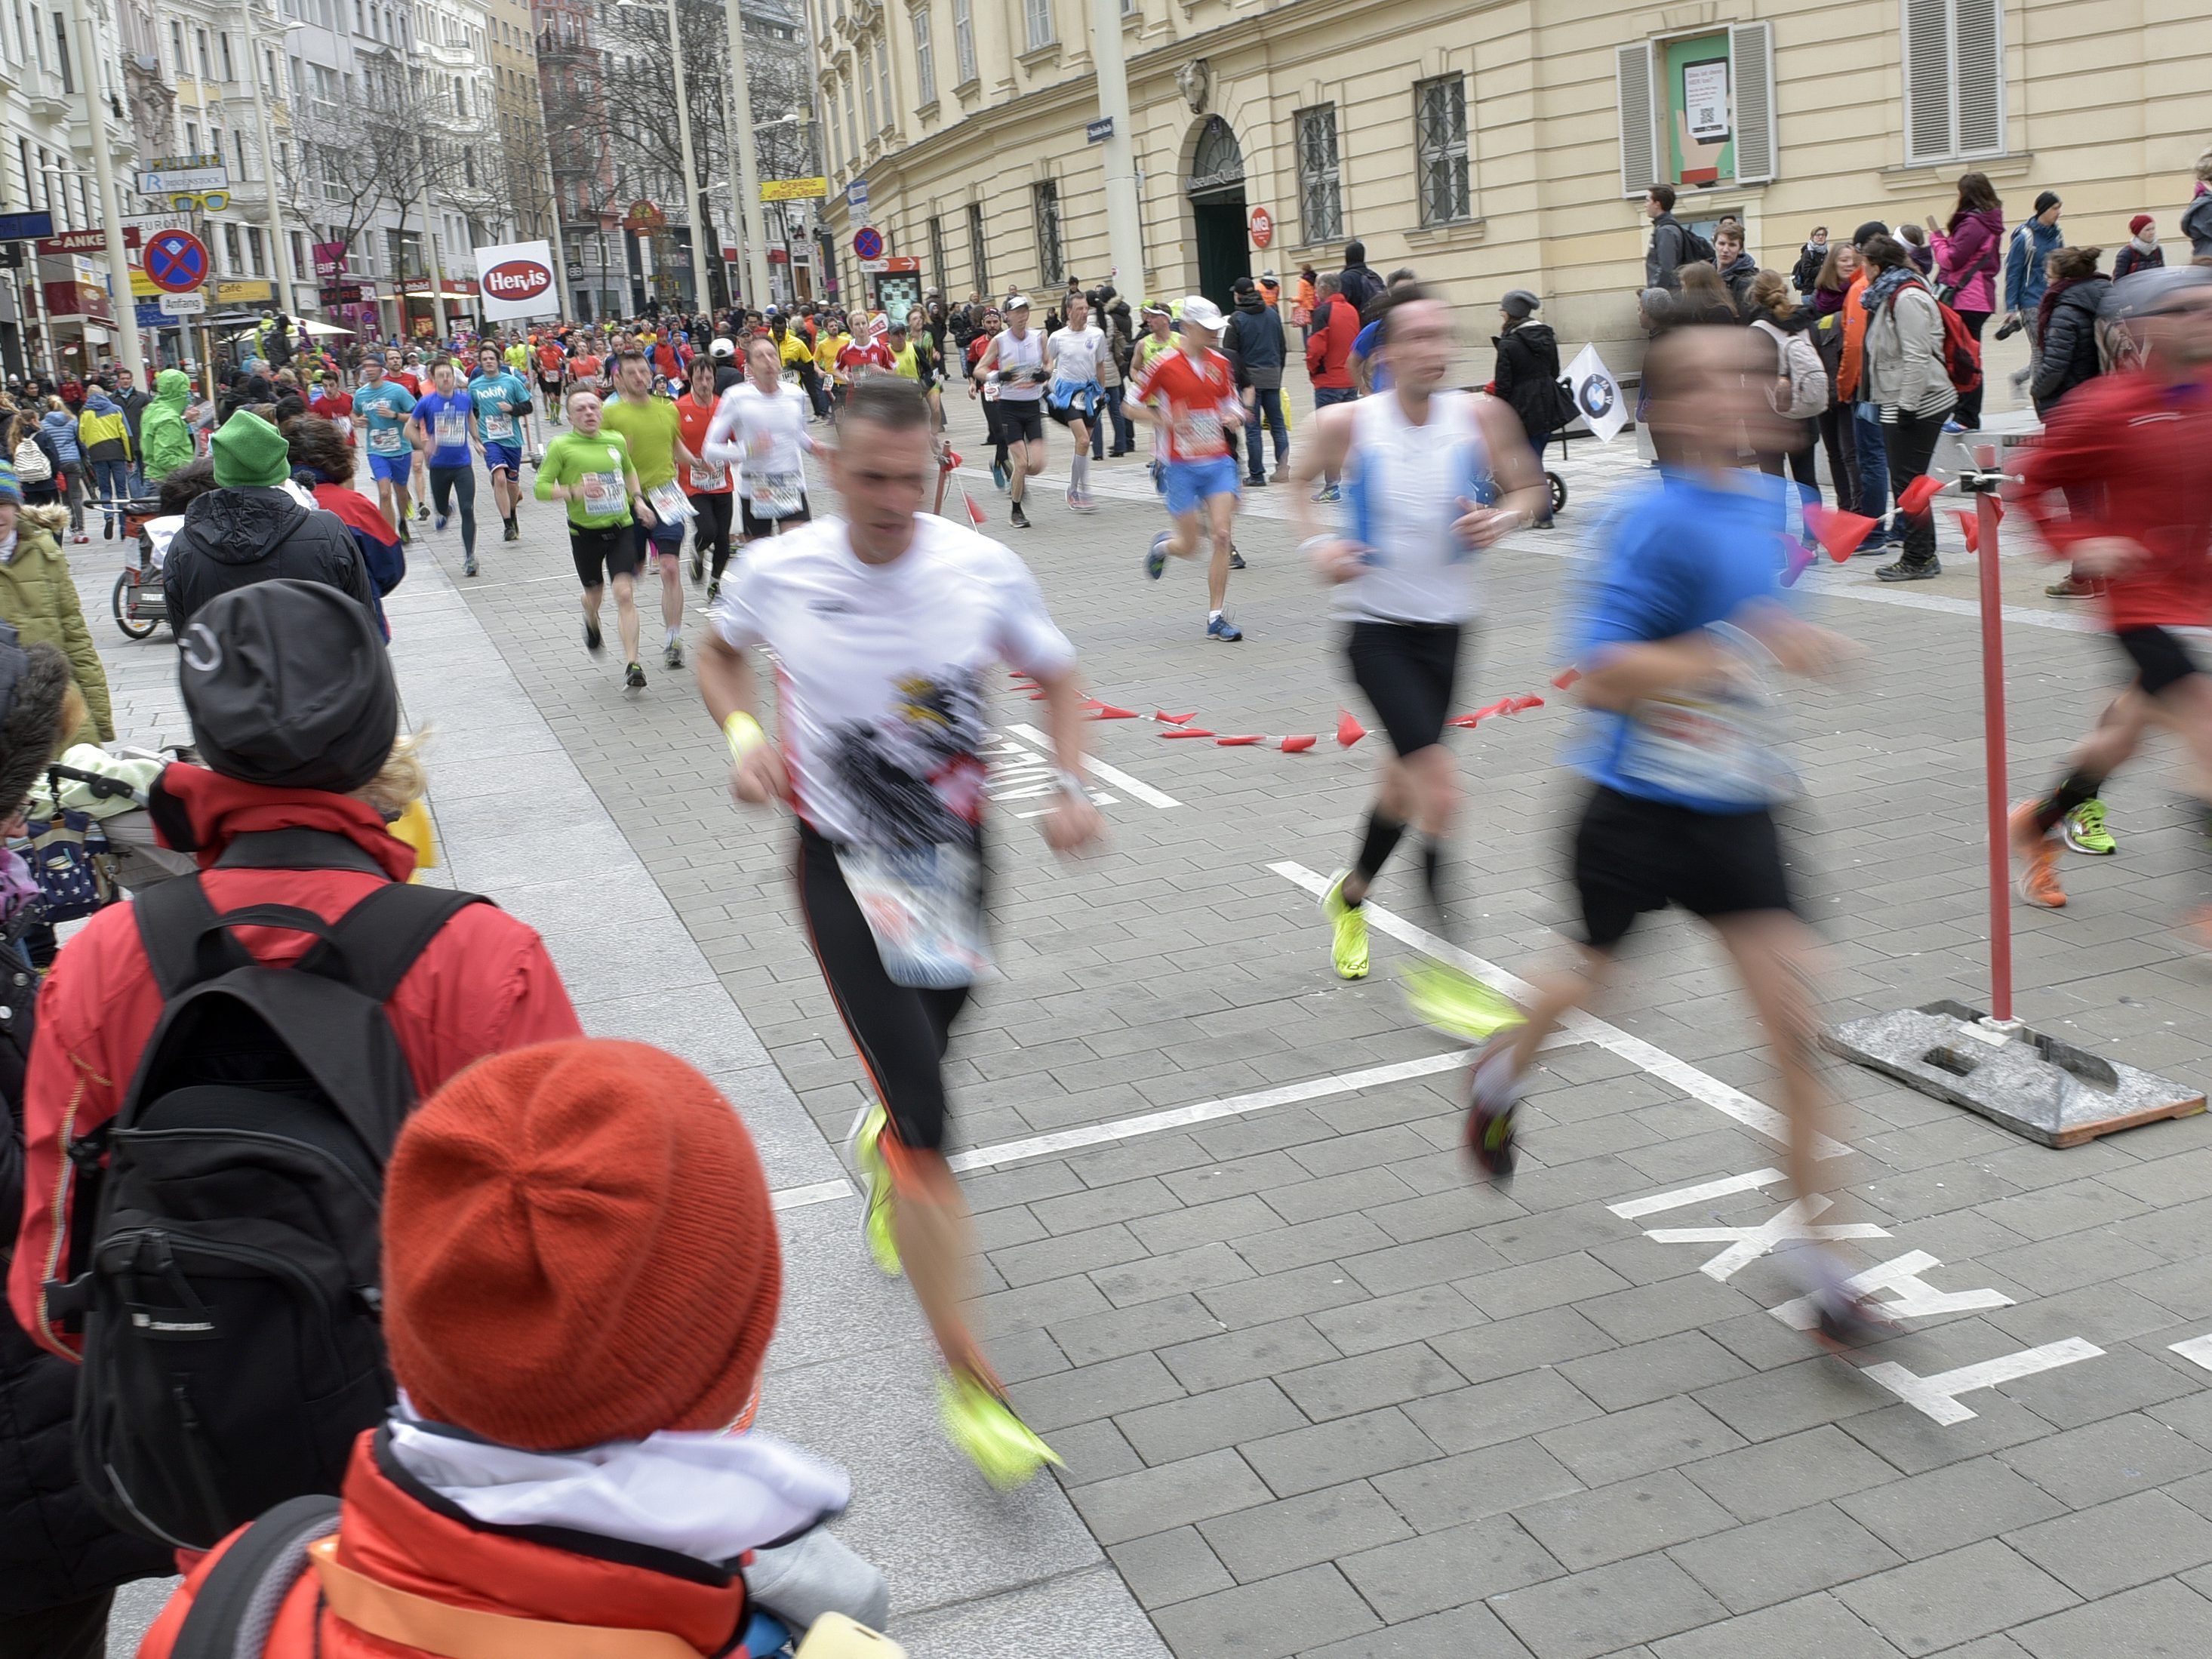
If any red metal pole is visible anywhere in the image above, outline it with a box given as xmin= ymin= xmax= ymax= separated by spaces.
xmin=1974 ymin=442 xmax=2013 ymax=1022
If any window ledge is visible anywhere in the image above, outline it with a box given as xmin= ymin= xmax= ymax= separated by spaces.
xmin=915 ymin=97 xmax=939 ymax=122
xmin=952 ymin=74 xmax=978 ymax=98
xmin=1881 ymin=150 xmax=2033 ymax=189
xmin=1405 ymin=215 xmax=1486 ymax=251
xmin=1016 ymin=41 xmax=1060 ymax=68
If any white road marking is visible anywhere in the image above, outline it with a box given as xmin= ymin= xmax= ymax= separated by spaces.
xmin=1644 ymin=1194 xmax=1891 ymax=1281
xmin=1270 ymin=862 xmax=1852 ymax=1160
xmin=1863 ymin=1338 xmax=2105 ymax=1425
xmin=2169 ymin=1334 xmax=2212 ymax=1373
xmin=1006 ymin=721 xmax=1183 ymax=809
xmin=1770 ymin=1251 xmax=2014 ymax=1331
xmin=946 ymin=1050 xmax=1470 ymax=1174
xmin=772 ymin=1177 xmax=854 ymax=1212
xmin=1608 ymin=1168 xmax=1786 ymax=1219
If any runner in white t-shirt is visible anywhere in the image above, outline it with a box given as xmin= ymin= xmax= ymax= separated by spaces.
xmin=1045 ymin=291 xmax=1107 ymax=515
xmin=697 ymin=374 xmax=1103 ymax=1488
xmin=970 ymin=295 xmax=1047 ymax=529
xmin=1292 ymin=282 xmax=1547 ymax=1039
xmin=703 ymin=336 xmax=819 ymax=583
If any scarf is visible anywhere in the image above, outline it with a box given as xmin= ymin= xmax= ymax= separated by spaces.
xmin=1861 ymin=264 xmax=1915 ymax=315
xmin=385 ymin=1396 xmax=851 ymax=1566
xmin=2135 ymin=231 xmax=2160 ymax=255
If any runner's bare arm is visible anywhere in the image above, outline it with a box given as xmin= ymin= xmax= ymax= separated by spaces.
xmin=1451 ymin=397 xmax=1549 ymax=547
xmin=1289 ymin=403 xmax=1359 ymax=545
xmin=1029 ymin=660 xmax=1104 ymax=855
xmin=698 ymin=631 xmax=789 ymax=807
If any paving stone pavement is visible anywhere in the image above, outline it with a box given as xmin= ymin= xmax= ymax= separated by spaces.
xmin=76 ymin=361 xmax=2212 ymax=1655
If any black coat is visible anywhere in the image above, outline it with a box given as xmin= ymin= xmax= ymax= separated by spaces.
xmin=1224 ymin=300 xmax=1286 ymax=389
xmin=162 ymin=486 xmax=378 ymax=634
xmin=1493 ymin=322 xmax=1567 ymax=444
xmin=1 ymin=932 xmax=172 ymax=1617
xmin=2031 ymin=275 xmax=2110 ymax=417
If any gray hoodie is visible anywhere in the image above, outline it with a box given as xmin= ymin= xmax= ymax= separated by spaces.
xmin=1862 ymin=272 xmax=1957 ymax=420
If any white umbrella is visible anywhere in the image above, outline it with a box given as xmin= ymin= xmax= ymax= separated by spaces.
xmin=299 ymin=319 xmax=355 ymax=337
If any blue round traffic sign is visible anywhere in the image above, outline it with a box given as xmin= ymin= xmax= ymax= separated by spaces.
xmin=853 ymin=226 xmax=883 ymax=261
xmin=145 ymin=229 xmax=210 ymax=294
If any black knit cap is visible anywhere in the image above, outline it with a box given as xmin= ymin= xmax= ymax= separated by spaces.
xmin=178 ymin=580 xmax=397 ymax=793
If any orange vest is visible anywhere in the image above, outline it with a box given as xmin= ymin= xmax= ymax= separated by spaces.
xmin=1838 ymin=269 xmax=1872 ymax=402
xmin=136 ymin=1432 xmax=750 ymax=1659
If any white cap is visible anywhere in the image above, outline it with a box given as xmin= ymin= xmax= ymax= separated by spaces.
xmin=1006 ymin=294 xmax=1032 ymax=311
xmin=1179 ymin=295 xmax=1225 ymax=331
xmin=710 ymin=337 xmax=737 ymax=359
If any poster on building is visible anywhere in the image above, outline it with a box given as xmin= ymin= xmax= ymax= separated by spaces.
xmin=472 ymin=239 xmax=559 ymax=319
xmin=1666 ymin=32 xmax=1735 ymax=187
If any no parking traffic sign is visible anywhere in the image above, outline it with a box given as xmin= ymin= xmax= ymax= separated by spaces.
xmin=144 ymin=229 xmax=211 ymax=294
xmin=853 ymin=226 xmax=884 ymax=262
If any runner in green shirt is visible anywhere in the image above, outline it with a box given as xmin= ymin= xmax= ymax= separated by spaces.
xmin=535 ymin=386 xmax=655 ymax=690
xmin=598 ymin=349 xmax=699 ymax=672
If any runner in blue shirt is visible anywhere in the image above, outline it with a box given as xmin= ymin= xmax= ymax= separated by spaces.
xmin=1458 ymin=325 xmax=1885 ymax=1345
xmin=469 ymin=343 xmax=534 ymax=543
xmin=352 ymin=352 xmax=418 ymax=543
xmin=407 ymin=358 xmax=483 ymax=577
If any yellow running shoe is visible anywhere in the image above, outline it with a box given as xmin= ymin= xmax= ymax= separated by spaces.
xmin=1401 ymin=959 xmax=1523 ymax=1043
xmin=939 ymin=1367 xmax=1063 ymax=1489
xmin=1321 ymin=869 xmax=1370 ymax=980
xmin=849 ymin=1102 xmax=903 ymax=1277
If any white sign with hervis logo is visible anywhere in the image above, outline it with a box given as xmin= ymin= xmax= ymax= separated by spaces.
xmin=472 ymin=239 xmax=559 ymax=319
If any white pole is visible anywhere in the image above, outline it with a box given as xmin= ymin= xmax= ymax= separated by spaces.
xmin=65 ymin=0 xmax=146 ymax=378
xmin=238 ymin=0 xmax=296 ymax=313
xmin=664 ymin=0 xmax=706 ymax=311
xmin=721 ymin=0 xmax=771 ymax=309
xmin=543 ymin=153 xmax=574 ymax=317
xmin=1087 ymin=0 xmax=1145 ymax=303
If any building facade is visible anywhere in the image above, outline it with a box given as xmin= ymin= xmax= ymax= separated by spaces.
xmin=813 ymin=0 xmax=2212 ymax=361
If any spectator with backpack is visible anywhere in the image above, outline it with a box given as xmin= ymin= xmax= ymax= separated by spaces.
xmin=2115 ymin=214 xmax=2165 ymax=281
xmin=2029 ymin=245 xmax=2114 ymax=600
xmin=1746 ymin=270 xmax=1826 ymax=503
xmin=1927 ymin=171 xmax=2006 ymax=429
xmin=1491 ymin=289 xmax=1569 ymax=526
xmin=2182 ymin=149 xmax=2212 ymax=263
xmin=1642 ymin=184 xmax=1713 ymax=294
xmin=8 ymin=580 xmax=581 ymax=1552
xmin=0 ymin=623 xmax=172 ymax=1659
xmin=1336 ymin=239 xmax=1385 ymax=317
xmin=2004 ymin=191 xmax=2066 ymax=396
xmin=1861 ymin=232 xmax=1958 ymax=582
xmin=134 ymin=1036 xmax=889 ymax=1658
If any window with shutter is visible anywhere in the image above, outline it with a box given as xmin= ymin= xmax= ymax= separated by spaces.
xmin=1615 ymin=41 xmax=1657 ymax=199
xmin=1903 ymin=0 xmax=2004 ymax=163
xmin=1033 ymin=180 xmax=1063 ymax=286
xmin=1294 ymin=104 xmax=1342 ymax=245
xmin=1414 ymin=75 xmax=1469 ymax=226
xmin=968 ymin=199 xmax=986 ymax=292
xmin=951 ymin=0 xmax=974 ymax=82
xmin=1023 ymin=0 xmax=1053 ymax=51
xmin=1728 ymin=21 xmax=1775 ymax=184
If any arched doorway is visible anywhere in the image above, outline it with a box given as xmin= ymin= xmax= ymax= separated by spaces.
xmin=1186 ymin=115 xmax=1251 ymax=308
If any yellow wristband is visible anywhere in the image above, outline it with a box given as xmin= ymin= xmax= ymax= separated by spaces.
xmin=724 ymin=711 xmax=767 ymax=762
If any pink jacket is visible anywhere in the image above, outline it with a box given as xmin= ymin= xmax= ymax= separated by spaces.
xmin=1931 ymin=206 xmax=2004 ymax=314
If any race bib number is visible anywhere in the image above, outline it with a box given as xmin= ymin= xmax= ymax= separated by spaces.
xmin=481 ymin=410 xmax=515 ymax=442
xmin=748 ymin=471 xmax=805 ymax=519
xmin=580 ymin=470 xmax=625 ymax=516
xmin=646 ymin=480 xmax=694 ymax=522
xmin=368 ymin=426 xmax=405 ymax=455
xmin=1177 ymin=412 xmax=1223 ymax=452
xmin=689 ymin=460 xmax=726 ymax=490
xmin=433 ymin=410 xmax=467 ymax=448
xmin=1615 ymin=623 xmax=1796 ymax=807
xmin=835 ymin=841 xmax=991 ymax=989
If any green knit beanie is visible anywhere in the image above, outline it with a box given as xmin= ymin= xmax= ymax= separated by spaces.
xmin=211 ymin=410 xmax=291 ymax=488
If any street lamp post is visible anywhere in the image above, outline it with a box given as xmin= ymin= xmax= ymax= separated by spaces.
xmin=61 ymin=0 xmax=146 ymax=377
xmin=238 ymin=0 xmax=298 ymax=314
xmin=721 ymin=0 xmax=771 ymax=309
xmin=617 ymin=0 xmax=707 ymax=311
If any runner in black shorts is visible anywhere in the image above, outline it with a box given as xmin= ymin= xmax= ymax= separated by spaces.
xmin=1294 ymin=283 xmax=1544 ymax=1033
xmin=697 ymin=376 xmax=1103 ymax=1487
xmin=2009 ymin=267 xmax=2212 ymax=912
xmin=1465 ymin=328 xmax=1885 ymax=1344
xmin=536 ymin=386 xmax=651 ymax=688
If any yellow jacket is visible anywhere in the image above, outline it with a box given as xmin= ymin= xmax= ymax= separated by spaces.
xmin=75 ymin=402 xmax=132 ymax=460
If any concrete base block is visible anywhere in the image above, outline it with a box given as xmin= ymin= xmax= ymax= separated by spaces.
xmin=1823 ymin=1000 xmax=2205 ymax=1149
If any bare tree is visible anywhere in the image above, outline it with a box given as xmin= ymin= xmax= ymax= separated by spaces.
xmin=279 ymin=103 xmax=396 ymax=273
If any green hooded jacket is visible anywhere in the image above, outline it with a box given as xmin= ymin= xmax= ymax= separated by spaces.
xmin=141 ymin=368 xmax=195 ymax=482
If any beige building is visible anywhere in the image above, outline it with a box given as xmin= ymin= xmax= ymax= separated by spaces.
xmin=811 ymin=0 xmax=2212 ymax=359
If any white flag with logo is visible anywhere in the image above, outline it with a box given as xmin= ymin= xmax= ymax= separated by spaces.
xmin=1566 ymin=343 xmax=1628 ymax=445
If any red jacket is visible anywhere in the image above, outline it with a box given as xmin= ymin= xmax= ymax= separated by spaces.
xmin=8 ymin=766 xmax=582 ymax=1357
xmin=137 ymin=1430 xmax=752 ymax=1658
xmin=1305 ymin=294 xmax=1358 ymax=389
xmin=2012 ymin=367 xmax=2212 ymax=631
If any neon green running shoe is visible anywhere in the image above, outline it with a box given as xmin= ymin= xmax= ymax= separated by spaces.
xmin=2060 ymin=798 xmax=2116 ymax=856
xmin=940 ymin=1367 xmax=1064 ymax=1489
xmin=849 ymin=1102 xmax=903 ymax=1277
xmin=1401 ymin=959 xmax=1523 ymax=1043
xmin=1320 ymin=868 xmax=1370 ymax=980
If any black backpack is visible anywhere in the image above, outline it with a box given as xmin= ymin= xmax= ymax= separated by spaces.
xmin=55 ymin=829 xmax=485 ymax=1550
xmin=1678 ymin=225 xmax=1718 ymax=269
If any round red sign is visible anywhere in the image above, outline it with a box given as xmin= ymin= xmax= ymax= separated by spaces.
xmin=1250 ymin=207 xmax=1275 ymax=249
xmin=483 ymin=258 xmax=553 ymax=300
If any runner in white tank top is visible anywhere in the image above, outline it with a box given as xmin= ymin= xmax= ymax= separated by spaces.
xmin=972 ymin=297 xmax=1048 ymax=528
xmin=1291 ymin=283 xmax=1548 ymax=1036
xmin=1045 ymin=291 xmax=1108 ymax=513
